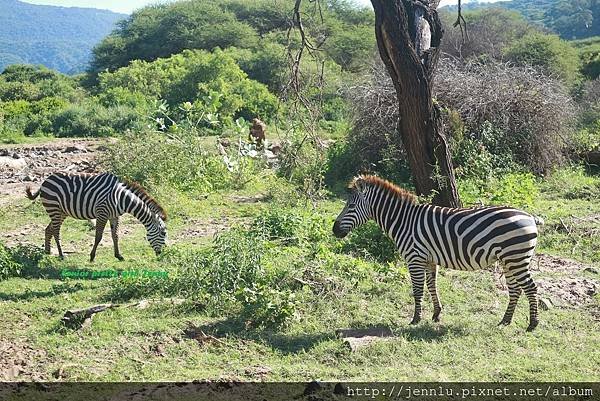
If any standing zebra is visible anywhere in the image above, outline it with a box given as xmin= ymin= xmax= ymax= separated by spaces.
xmin=333 ymin=175 xmax=540 ymax=331
xmin=26 ymin=172 xmax=167 ymax=262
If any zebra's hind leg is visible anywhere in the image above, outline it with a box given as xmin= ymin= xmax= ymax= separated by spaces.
xmin=502 ymin=255 xmax=539 ymax=331
xmin=109 ymin=217 xmax=124 ymax=261
xmin=426 ymin=264 xmax=442 ymax=322
xmin=408 ymin=264 xmax=426 ymax=325
xmin=499 ymin=273 xmax=521 ymax=326
xmin=44 ymin=223 xmax=53 ymax=254
xmin=517 ymin=273 xmax=539 ymax=332
xmin=51 ymin=215 xmax=66 ymax=259
xmin=90 ymin=218 xmax=108 ymax=262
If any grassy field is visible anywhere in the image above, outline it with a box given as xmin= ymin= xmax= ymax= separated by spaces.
xmin=0 ymin=139 xmax=599 ymax=383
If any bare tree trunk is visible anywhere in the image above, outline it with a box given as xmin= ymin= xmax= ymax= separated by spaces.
xmin=371 ymin=0 xmax=461 ymax=207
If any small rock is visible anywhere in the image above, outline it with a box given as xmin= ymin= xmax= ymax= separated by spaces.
xmin=63 ymin=145 xmax=86 ymax=153
xmin=333 ymin=383 xmax=346 ymax=395
xmin=304 ymin=381 xmax=321 ymax=396
xmin=22 ymin=175 xmax=34 ymax=182
xmin=538 ymin=297 xmax=553 ymax=310
xmin=584 ymin=267 xmax=599 ymax=275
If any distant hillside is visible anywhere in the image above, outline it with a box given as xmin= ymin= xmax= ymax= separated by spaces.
xmin=444 ymin=0 xmax=600 ymax=40
xmin=0 ymin=0 xmax=125 ymax=74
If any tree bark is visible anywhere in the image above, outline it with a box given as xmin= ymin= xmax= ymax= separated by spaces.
xmin=371 ymin=0 xmax=461 ymax=207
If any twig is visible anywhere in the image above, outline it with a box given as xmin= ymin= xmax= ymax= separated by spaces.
xmin=453 ymin=0 xmax=468 ymax=43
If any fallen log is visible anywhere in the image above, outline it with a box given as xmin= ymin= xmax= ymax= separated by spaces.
xmin=61 ymin=304 xmax=116 ymax=329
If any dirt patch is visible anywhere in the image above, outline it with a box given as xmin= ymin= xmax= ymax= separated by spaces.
xmin=228 ymin=194 xmax=270 ymax=203
xmin=530 ymin=253 xmax=590 ymax=274
xmin=537 ymin=277 xmax=599 ymax=308
xmin=0 ymin=139 xmax=107 ymax=202
xmin=0 ymin=338 xmax=48 ymax=381
xmin=176 ymin=217 xmax=243 ymax=242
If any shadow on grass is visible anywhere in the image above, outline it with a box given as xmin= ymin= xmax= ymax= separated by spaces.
xmin=188 ymin=318 xmax=468 ymax=354
xmin=393 ymin=321 xmax=469 ymax=342
xmin=188 ymin=317 xmax=336 ymax=355
xmin=0 ymin=282 xmax=85 ymax=302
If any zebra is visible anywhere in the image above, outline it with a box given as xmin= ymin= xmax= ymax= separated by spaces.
xmin=333 ymin=175 xmax=541 ymax=331
xmin=26 ymin=172 xmax=167 ymax=262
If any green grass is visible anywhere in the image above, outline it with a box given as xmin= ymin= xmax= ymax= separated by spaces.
xmin=0 ymin=159 xmax=599 ymax=382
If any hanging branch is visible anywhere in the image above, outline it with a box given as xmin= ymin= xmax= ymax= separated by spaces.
xmin=453 ymin=0 xmax=468 ymax=42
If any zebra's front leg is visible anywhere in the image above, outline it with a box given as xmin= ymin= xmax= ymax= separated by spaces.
xmin=109 ymin=217 xmax=124 ymax=261
xmin=426 ymin=264 xmax=442 ymax=322
xmin=90 ymin=218 xmax=108 ymax=262
xmin=408 ymin=265 xmax=426 ymax=325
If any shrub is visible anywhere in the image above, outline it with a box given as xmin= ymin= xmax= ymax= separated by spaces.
xmin=51 ymin=102 xmax=142 ymax=137
xmin=108 ymin=229 xmax=298 ymax=328
xmin=251 ymin=208 xmax=302 ymax=243
xmin=435 ymin=59 xmax=576 ymax=175
xmin=441 ymin=8 xmax=534 ymax=60
xmin=277 ymin=131 xmax=328 ymax=198
xmin=101 ymin=130 xmax=231 ymax=193
xmin=236 ymin=284 xmax=297 ymax=328
xmin=503 ymin=32 xmax=580 ymax=86
xmin=0 ymin=243 xmax=20 ymax=281
xmin=98 ymin=49 xmax=278 ymax=124
xmin=339 ymin=221 xmax=398 ymax=263
xmin=459 ymin=172 xmax=539 ymax=209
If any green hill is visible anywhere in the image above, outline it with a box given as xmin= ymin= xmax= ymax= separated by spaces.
xmin=444 ymin=0 xmax=600 ymax=40
xmin=0 ymin=0 xmax=125 ymax=74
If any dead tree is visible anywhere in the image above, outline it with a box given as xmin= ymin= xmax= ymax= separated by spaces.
xmin=371 ymin=0 xmax=461 ymax=207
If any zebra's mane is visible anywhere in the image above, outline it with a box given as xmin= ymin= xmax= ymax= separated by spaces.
xmin=123 ymin=180 xmax=168 ymax=221
xmin=351 ymin=175 xmax=417 ymax=203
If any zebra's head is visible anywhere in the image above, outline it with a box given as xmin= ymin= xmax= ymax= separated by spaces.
xmin=333 ymin=176 xmax=372 ymax=238
xmin=146 ymin=213 xmax=167 ymax=255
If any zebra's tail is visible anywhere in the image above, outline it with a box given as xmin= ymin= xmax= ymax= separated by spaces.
xmin=533 ymin=215 xmax=545 ymax=226
xmin=25 ymin=185 xmax=40 ymax=201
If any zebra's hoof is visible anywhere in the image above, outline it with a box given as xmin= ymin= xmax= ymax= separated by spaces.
xmin=409 ymin=318 xmax=421 ymax=325
xmin=526 ymin=321 xmax=539 ymax=332
xmin=115 ymin=255 xmax=125 ymax=261
xmin=432 ymin=315 xmax=441 ymax=323
xmin=498 ymin=319 xmax=511 ymax=326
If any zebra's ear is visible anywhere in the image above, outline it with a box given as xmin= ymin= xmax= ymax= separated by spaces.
xmin=354 ymin=177 xmax=368 ymax=194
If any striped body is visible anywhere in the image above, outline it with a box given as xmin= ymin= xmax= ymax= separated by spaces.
xmin=27 ymin=172 xmax=167 ymax=261
xmin=333 ymin=175 xmax=540 ymax=331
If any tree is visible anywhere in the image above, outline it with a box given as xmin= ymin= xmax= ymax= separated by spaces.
xmin=370 ymin=0 xmax=461 ymax=207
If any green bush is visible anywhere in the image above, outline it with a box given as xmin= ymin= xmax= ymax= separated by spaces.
xmin=109 ymin=228 xmax=297 ymax=328
xmin=51 ymin=102 xmax=142 ymax=137
xmin=339 ymin=221 xmax=398 ymax=263
xmin=504 ymin=32 xmax=580 ymax=86
xmin=236 ymin=283 xmax=297 ymax=329
xmin=98 ymin=49 xmax=278 ymax=124
xmin=459 ymin=172 xmax=539 ymax=209
xmin=251 ymin=208 xmax=302 ymax=243
xmin=0 ymin=243 xmax=20 ymax=281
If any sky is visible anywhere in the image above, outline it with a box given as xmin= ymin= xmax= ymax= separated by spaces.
xmin=21 ymin=0 xmax=504 ymax=15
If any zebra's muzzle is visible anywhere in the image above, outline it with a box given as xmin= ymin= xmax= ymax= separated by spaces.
xmin=332 ymin=221 xmax=348 ymax=238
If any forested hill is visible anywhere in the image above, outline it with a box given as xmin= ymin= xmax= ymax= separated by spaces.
xmin=444 ymin=0 xmax=600 ymax=40
xmin=0 ymin=0 xmax=125 ymax=74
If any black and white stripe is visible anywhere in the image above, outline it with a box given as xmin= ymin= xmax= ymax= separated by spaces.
xmin=26 ymin=172 xmax=167 ymax=261
xmin=333 ymin=175 xmax=540 ymax=331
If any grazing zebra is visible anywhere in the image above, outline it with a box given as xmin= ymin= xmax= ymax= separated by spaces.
xmin=26 ymin=172 xmax=167 ymax=262
xmin=333 ymin=175 xmax=540 ymax=331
